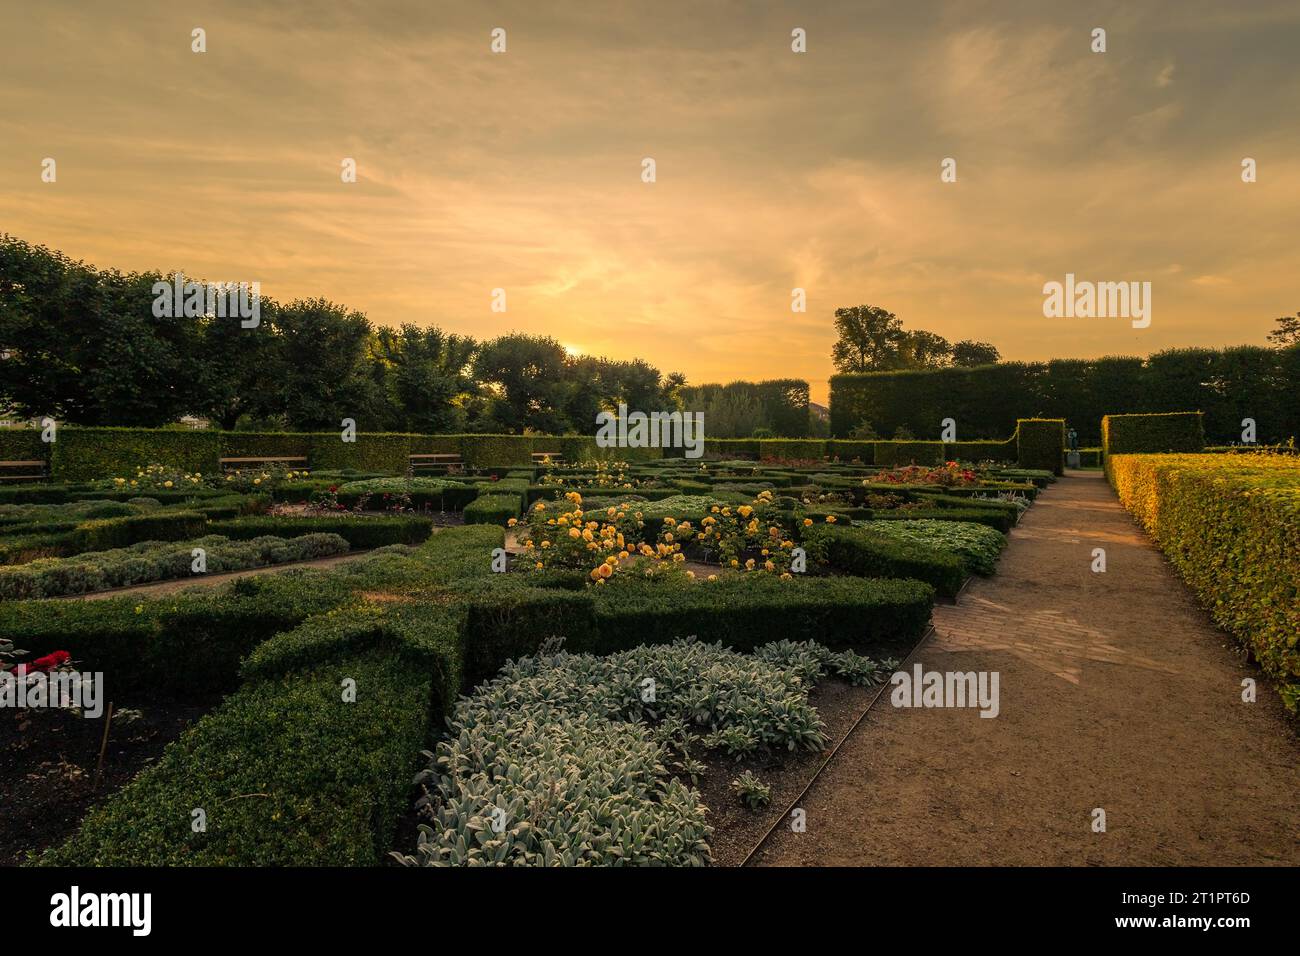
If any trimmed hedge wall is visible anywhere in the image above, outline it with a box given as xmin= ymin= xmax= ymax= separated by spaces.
xmin=308 ymin=432 xmax=412 ymax=473
xmin=825 ymin=440 xmax=875 ymax=464
xmin=0 ymin=428 xmax=48 ymax=463
xmin=458 ymin=434 xmax=534 ymax=467
xmin=874 ymin=441 xmax=945 ymax=467
xmin=1101 ymin=412 xmax=1205 ymax=459
xmin=50 ymin=428 xmax=222 ymax=482
xmin=829 ymin=346 xmax=1300 ymax=445
xmin=1016 ymin=418 xmax=1065 ymax=475
xmin=1108 ymin=453 xmax=1300 ymax=712
xmin=219 ymin=431 xmax=313 ymax=459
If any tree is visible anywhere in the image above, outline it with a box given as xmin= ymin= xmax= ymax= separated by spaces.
xmin=473 ymin=333 xmax=572 ymax=433
xmin=951 ymin=340 xmax=1001 ymax=367
xmin=831 ymin=305 xmax=908 ymax=373
xmin=0 ymin=235 xmax=202 ymax=426
xmin=661 ymin=371 xmax=688 ymax=409
xmin=900 ymin=329 xmax=953 ymax=368
xmin=267 ymin=298 xmax=376 ymax=430
xmin=373 ymin=324 xmax=477 ymax=433
xmin=1266 ymin=312 xmax=1300 ymax=347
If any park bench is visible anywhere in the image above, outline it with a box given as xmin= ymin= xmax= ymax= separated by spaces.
xmin=531 ymin=451 xmax=563 ymax=465
xmin=220 ymin=456 xmax=308 ymax=471
xmin=0 ymin=459 xmax=48 ymax=482
xmin=410 ymin=452 xmax=463 ymax=473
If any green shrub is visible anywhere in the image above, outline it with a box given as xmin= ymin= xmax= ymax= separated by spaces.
xmin=208 ymin=515 xmax=433 ymax=549
xmin=401 ymin=637 xmax=881 ymax=867
xmin=50 ymin=428 xmax=222 ymax=483
xmin=1101 ymin=412 xmax=1205 ymax=459
xmin=37 ymin=649 xmax=434 ymax=866
xmin=803 ymin=524 xmax=965 ymax=598
xmin=0 ymin=533 xmax=349 ymax=600
xmin=1108 ymin=452 xmax=1300 ymax=711
xmin=866 ymin=506 xmax=1016 ymax=533
xmin=462 ymin=493 xmax=521 ymax=525
xmin=592 ymin=573 xmax=934 ymax=650
xmin=1015 ymin=418 xmax=1065 ymax=475
xmin=854 ymin=519 xmax=1006 ymax=576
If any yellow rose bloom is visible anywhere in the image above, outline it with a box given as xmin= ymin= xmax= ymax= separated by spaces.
xmin=803 ymin=518 xmax=813 ymax=527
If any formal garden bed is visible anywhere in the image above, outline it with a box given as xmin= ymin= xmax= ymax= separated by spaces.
xmin=3 ymin=412 xmax=1298 ymax=866
xmin=0 ymin=442 xmax=1035 ymax=866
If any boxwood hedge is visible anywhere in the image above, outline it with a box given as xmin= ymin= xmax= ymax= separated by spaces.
xmin=1108 ymin=452 xmax=1300 ymax=711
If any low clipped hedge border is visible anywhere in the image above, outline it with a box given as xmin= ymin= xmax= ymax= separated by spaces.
xmin=803 ymin=524 xmax=965 ymax=598
xmin=208 ymin=515 xmax=433 ymax=549
xmin=0 ymin=511 xmax=209 ymax=564
xmin=1108 ymin=453 xmax=1300 ymax=711
xmin=462 ymin=493 xmax=522 ymax=525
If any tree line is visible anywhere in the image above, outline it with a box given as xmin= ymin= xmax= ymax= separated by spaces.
xmin=0 ymin=235 xmax=700 ymax=434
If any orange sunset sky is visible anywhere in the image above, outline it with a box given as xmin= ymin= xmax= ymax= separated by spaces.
xmin=2 ymin=0 xmax=1298 ymax=404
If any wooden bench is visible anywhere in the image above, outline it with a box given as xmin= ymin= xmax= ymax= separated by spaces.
xmin=220 ymin=456 xmax=308 ymax=471
xmin=410 ymin=453 xmax=463 ymax=473
xmin=0 ymin=459 xmax=48 ymax=482
xmin=531 ymin=451 xmax=563 ymax=465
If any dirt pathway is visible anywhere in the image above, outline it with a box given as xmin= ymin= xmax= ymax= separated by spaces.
xmin=754 ymin=471 xmax=1300 ymax=866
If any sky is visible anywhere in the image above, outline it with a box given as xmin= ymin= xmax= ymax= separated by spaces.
xmin=2 ymin=1 xmax=1298 ymax=405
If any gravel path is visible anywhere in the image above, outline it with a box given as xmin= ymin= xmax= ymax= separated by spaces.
xmin=753 ymin=470 xmax=1300 ymax=866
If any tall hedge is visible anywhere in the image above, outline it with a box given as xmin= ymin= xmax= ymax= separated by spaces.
xmin=50 ymin=427 xmax=222 ymax=482
xmin=0 ymin=428 xmax=48 ymax=463
xmin=1108 ymin=453 xmax=1300 ymax=712
xmin=830 ymin=345 xmax=1300 ymax=444
xmin=220 ymin=431 xmax=313 ymax=459
xmin=458 ymin=434 xmax=535 ymax=467
xmin=308 ymin=432 xmax=413 ymax=472
xmin=1101 ymin=412 xmax=1205 ymax=459
xmin=1016 ymin=419 xmax=1065 ymax=475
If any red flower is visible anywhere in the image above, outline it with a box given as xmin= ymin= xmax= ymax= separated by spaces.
xmin=9 ymin=650 xmax=70 ymax=675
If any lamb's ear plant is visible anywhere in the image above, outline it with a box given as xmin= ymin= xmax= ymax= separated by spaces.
xmin=730 ymin=771 xmax=772 ymax=810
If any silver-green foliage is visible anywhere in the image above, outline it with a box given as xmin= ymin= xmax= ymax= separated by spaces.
xmin=753 ymin=639 xmax=898 ymax=687
xmin=337 ymin=477 xmax=465 ymax=494
xmin=0 ymin=533 xmax=349 ymax=599
xmin=399 ymin=639 xmax=889 ymax=867
xmin=854 ymin=518 xmax=1006 ymax=576
xmin=730 ymin=770 xmax=772 ymax=810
